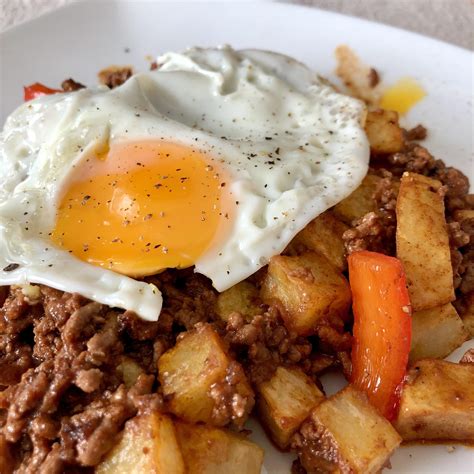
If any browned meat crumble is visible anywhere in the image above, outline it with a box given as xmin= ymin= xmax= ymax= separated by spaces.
xmin=97 ymin=66 xmax=133 ymax=89
xmin=61 ymin=79 xmax=86 ymax=92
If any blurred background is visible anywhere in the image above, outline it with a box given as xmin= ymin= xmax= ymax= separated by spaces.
xmin=1 ymin=0 xmax=472 ymax=50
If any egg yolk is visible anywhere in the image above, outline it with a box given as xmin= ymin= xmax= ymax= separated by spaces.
xmin=52 ymin=140 xmax=232 ymax=276
xmin=380 ymin=77 xmax=426 ymax=115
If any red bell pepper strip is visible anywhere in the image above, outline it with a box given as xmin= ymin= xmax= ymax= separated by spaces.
xmin=24 ymin=83 xmax=61 ymax=101
xmin=348 ymin=250 xmax=412 ymax=420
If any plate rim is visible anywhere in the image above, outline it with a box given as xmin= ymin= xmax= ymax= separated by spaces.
xmin=1 ymin=0 xmax=473 ymax=59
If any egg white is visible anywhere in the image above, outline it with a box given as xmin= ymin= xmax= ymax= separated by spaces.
xmin=0 ymin=46 xmax=369 ymax=320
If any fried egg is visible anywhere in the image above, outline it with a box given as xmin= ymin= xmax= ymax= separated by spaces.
xmin=0 ymin=46 xmax=369 ymax=320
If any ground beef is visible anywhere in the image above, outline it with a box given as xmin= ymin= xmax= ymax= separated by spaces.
xmin=0 ymin=287 xmax=40 ymax=387
xmin=0 ymin=288 xmax=163 ymax=472
xmin=386 ymin=143 xmax=471 ymax=211
xmin=342 ymin=211 xmax=395 ymax=255
xmin=291 ymin=459 xmax=307 ymax=474
xmin=309 ymin=354 xmax=336 ymax=375
xmin=387 ymin=144 xmax=436 ymax=175
xmin=118 ymin=310 xmax=160 ymax=341
xmin=0 ymin=434 xmax=15 ymax=473
xmin=292 ymin=414 xmax=347 ymax=474
xmin=222 ymin=304 xmax=352 ymax=387
xmin=224 ymin=307 xmax=312 ymax=385
xmin=459 ymin=251 xmax=474 ymax=295
xmin=0 ymin=336 xmax=32 ymax=387
xmin=434 ymin=167 xmax=470 ymax=211
xmin=317 ymin=324 xmax=352 ymax=354
xmin=61 ymin=79 xmax=85 ymax=92
xmin=404 ymin=124 xmax=427 ymax=141
xmin=448 ymin=221 xmax=471 ymax=289
xmin=1 ymin=287 xmax=37 ymax=335
xmin=97 ymin=66 xmax=133 ymax=88
xmin=155 ymin=271 xmax=219 ymax=330
xmin=367 ymin=68 xmax=380 ymax=88
xmin=453 ymin=291 xmax=474 ymax=320
xmin=447 ymin=208 xmax=474 ymax=299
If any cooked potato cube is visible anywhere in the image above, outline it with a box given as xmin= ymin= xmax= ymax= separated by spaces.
xmin=394 ymin=359 xmax=474 ymax=441
xmin=293 ymin=386 xmax=401 ymax=474
xmin=365 ymin=109 xmax=404 ymax=154
xmin=175 ymin=421 xmax=264 ymax=474
xmin=289 ymin=211 xmax=349 ymax=271
xmin=158 ymin=324 xmax=254 ymax=425
xmin=215 ymin=281 xmax=261 ymax=322
xmin=410 ymin=303 xmax=468 ymax=362
xmin=396 ymin=172 xmax=454 ymax=311
xmin=335 ymin=45 xmax=382 ymax=106
xmin=333 ymin=174 xmax=382 ymax=225
xmin=261 ymin=252 xmax=351 ymax=336
xmin=96 ymin=412 xmax=185 ymax=474
xmin=257 ymin=366 xmax=325 ymax=449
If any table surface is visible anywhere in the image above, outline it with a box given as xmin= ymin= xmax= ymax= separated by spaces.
xmin=1 ymin=0 xmax=472 ymax=50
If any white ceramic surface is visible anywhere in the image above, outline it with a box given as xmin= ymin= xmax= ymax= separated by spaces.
xmin=0 ymin=1 xmax=473 ymax=472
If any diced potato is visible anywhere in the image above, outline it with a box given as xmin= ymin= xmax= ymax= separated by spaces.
xmin=257 ymin=366 xmax=325 ymax=449
xmin=260 ymin=252 xmax=351 ymax=336
xmin=333 ymin=174 xmax=382 ymax=225
xmin=410 ymin=303 xmax=468 ymax=362
xmin=365 ymin=109 xmax=404 ymax=154
xmin=96 ymin=412 xmax=185 ymax=474
xmin=175 ymin=421 xmax=264 ymax=474
xmin=116 ymin=357 xmax=144 ymax=388
xmin=158 ymin=324 xmax=254 ymax=425
xmin=215 ymin=281 xmax=261 ymax=322
xmin=289 ymin=211 xmax=349 ymax=271
xmin=335 ymin=45 xmax=382 ymax=106
xmin=293 ymin=386 xmax=401 ymax=474
xmin=396 ymin=172 xmax=454 ymax=311
xmin=394 ymin=359 xmax=474 ymax=441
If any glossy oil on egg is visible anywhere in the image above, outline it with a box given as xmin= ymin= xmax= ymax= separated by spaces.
xmin=0 ymin=46 xmax=369 ymax=320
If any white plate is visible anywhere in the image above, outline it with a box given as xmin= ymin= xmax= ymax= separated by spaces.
xmin=1 ymin=1 xmax=473 ymax=472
